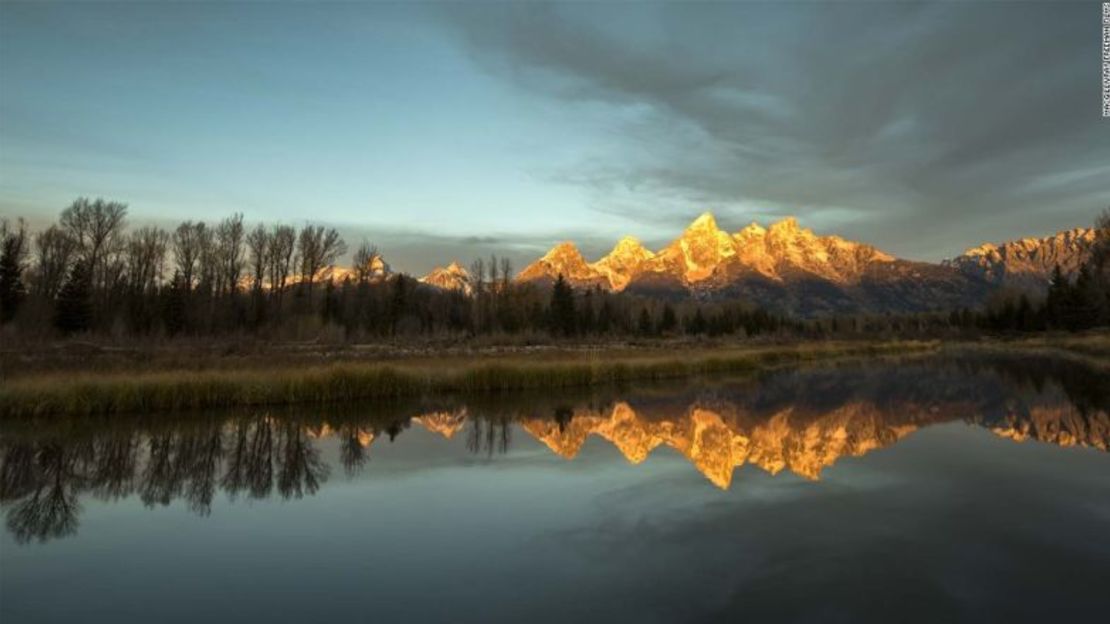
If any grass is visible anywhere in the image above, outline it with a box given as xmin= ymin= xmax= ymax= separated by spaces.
xmin=0 ymin=340 xmax=937 ymax=418
xmin=943 ymin=331 xmax=1110 ymax=369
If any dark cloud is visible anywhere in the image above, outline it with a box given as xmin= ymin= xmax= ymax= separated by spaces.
xmin=333 ymin=223 xmax=624 ymax=277
xmin=440 ymin=2 xmax=1110 ymax=260
xmin=459 ymin=235 xmax=503 ymax=245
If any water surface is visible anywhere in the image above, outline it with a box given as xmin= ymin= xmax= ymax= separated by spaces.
xmin=2 ymin=354 xmax=1108 ymax=623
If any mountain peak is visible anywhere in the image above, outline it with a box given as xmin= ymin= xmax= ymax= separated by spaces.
xmin=686 ymin=211 xmax=721 ymax=233
xmin=737 ymin=222 xmax=767 ymax=238
xmin=611 ymin=235 xmax=651 ymax=255
xmin=946 ymin=226 xmax=1096 ymax=289
xmin=420 ymin=261 xmax=472 ymax=294
xmin=768 ymin=216 xmax=802 ymax=235
xmin=544 ymin=241 xmax=585 ymax=261
xmin=593 ymin=235 xmax=655 ymax=290
xmin=517 ymin=240 xmax=606 ymax=286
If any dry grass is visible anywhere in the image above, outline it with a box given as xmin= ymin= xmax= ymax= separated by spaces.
xmin=0 ymin=340 xmax=936 ymax=418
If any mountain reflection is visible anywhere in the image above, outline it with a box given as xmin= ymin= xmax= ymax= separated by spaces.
xmin=2 ymin=355 xmax=1107 ymax=543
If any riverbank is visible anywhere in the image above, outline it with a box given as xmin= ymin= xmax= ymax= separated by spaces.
xmin=3 ymin=332 xmax=1107 ymax=419
xmin=1 ymin=340 xmax=939 ymax=418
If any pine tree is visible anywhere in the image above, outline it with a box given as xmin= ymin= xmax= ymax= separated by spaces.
xmin=0 ymin=226 xmax=27 ymax=324
xmin=549 ymin=274 xmax=576 ymax=337
xmin=597 ymin=299 xmax=615 ymax=334
xmin=1044 ymin=265 xmax=1069 ymax=329
xmin=390 ymin=275 xmax=408 ymax=335
xmin=687 ymin=308 xmax=708 ymax=335
xmin=658 ymin=304 xmax=677 ymax=335
xmin=637 ymin=307 xmax=653 ymax=336
xmin=162 ymin=271 xmax=187 ymax=336
xmin=55 ymin=261 xmax=93 ymax=334
xmin=1072 ymin=265 xmax=1106 ymax=330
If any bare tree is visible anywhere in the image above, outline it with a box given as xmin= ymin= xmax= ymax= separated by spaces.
xmin=246 ymin=224 xmax=270 ymax=292
xmin=172 ymin=221 xmax=206 ymax=292
xmin=267 ymin=225 xmax=296 ymax=299
xmin=1093 ymin=206 xmax=1110 ymax=276
xmin=215 ymin=213 xmax=244 ymax=294
xmin=33 ymin=225 xmax=76 ymax=298
xmin=125 ymin=227 xmax=169 ymax=295
xmin=195 ymin=225 xmax=218 ymax=295
xmin=470 ymin=257 xmax=486 ymax=332
xmin=351 ymin=240 xmax=381 ymax=283
xmin=500 ymin=257 xmax=512 ymax=291
xmin=59 ymin=198 xmax=127 ymax=292
xmin=296 ymin=225 xmax=346 ymax=293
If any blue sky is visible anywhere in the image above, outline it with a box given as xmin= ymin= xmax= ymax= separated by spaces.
xmin=2 ymin=2 xmax=1108 ymax=274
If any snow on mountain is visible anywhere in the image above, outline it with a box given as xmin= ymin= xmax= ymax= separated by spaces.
xmin=419 ymin=261 xmax=473 ymax=295
xmin=517 ymin=212 xmax=900 ymax=292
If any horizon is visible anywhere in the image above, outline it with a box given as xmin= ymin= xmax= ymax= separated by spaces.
xmin=2 ymin=2 xmax=1108 ymax=275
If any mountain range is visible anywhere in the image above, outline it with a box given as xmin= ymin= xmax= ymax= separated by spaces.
xmin=364 ymin=212 xmax=1096 ymax=315
xmin=512 ymin=213 xmax=1097 ymax=315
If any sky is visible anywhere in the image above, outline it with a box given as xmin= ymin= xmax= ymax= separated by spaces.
xmin=1 ymin=1 xmax=1108 ymax=275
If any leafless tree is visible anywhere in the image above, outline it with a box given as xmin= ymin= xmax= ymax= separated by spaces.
xmin=267 ymin=224 xmax=296 ymax=299
xmin=351 ymin=240 xmax=380 ymax=283
xmin=59 ymin=198 xmax=127 ymax=292
xmin=32 ymin=225 xmax=77 ymax=298
xmin=500 ymin=257 xmax=513 ymax=291
xmin=172 ymin=221 xmax=207 ymax=292
xmin=469 ymin=257 xmax=485 ymax=292
xmin=246 ymin=224 xmax=270 ymax=292
xmin=296 ymin=225 xmax=346 ymax=293
xmin=125 ymin=227 xmax=169 ymax=294
xmin=1093 ymin=206 xmax=1110 ymax=277
xmin=215 ymin=213 xmax=244 ymax=294
xmin=195 ymin=225 xmax=218 ymax=295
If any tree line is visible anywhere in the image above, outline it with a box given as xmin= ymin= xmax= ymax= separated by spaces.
xmin=1 ymin=199 xmax=1108 ymax=342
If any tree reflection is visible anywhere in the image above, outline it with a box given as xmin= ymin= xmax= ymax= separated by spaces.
xmin=276 ymin=422 xmax=329 ymax=499
xmin=466 ymin=416 xmax=511 ymax=457
xmin=1 ymin=353 xmax=1107 ymax=543
xmin=338 ymin=425 xmax=370 ymax=476
xmin=3 ymin=443 xmax=82 ymax=543
xmin=0 ymin=413 xmax=333 ymax=542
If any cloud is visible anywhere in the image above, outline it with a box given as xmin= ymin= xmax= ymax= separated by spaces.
xmin=439 ymin=2 xmax=1110 ymax=260
xmin=331 ymin=222 xmax=627 ymax=277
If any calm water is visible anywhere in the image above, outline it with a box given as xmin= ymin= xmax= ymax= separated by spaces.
xmin=2 ymin=354 xmax=1108 ymax=623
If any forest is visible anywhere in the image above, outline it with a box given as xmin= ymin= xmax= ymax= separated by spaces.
xmin=1 ymin=199 xmax=1108 ymax=345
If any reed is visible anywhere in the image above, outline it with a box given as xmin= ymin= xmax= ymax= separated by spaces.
xmin=0 ymin=340 xmax=937 ymax=418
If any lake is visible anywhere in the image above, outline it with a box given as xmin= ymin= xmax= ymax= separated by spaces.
xmin=2 ymin=353 xmax=1108 ymax=623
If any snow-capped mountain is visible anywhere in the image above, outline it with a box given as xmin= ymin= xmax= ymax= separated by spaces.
xmin=515 ymin=241 xmax=611 ymax=289
xmin=517 ymin=212 xmax=898 ymax=290
xmin=419 ymin=261 xmax=473 ymax=295
xmin=515 ymin=212 xmax=989 ymax=314
xmin=944 ymin=227 xmax=1097 ymax=291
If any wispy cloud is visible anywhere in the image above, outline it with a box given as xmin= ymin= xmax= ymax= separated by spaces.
xmin=439 ymin=1 xmax=1110 ymax=260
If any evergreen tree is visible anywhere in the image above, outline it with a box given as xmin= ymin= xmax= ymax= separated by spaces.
xmin=658 ymin=304 xmax=677 ymax=335
xmin=577 ymin=289 xmax=596 ymax=335
xmin=549 ymin=274 xmax=576 ymax=337
xmin=637 ymin=307 xmax=653 ymax=336
xmin=597 ymin=299 xmax=615 ymax=334
xmin=0 ymin=224 xmax=27 ymax=324
xmin=162 ymin=271 xmax=188 ymax=336
xmin=687 ymin=308 xmax=708 ymax=335
xmin=1071 ymin=265 xmax=1106 ymax=330
xmin=323 ymin=277 xmax=340 ymax=324
xmin=55 ymin=261 xmax=93 ymax=334
xmin=1044 ymin=265 xmax=1069 ymax=328
xmin=390 ymin=275 xmax=408 ymax=335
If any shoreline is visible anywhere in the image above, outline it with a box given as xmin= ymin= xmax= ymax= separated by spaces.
xmin=1 ymin=340 xmax=936 ymax=419
xmin=2 ymin=333 xmax=1107 ymax=419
